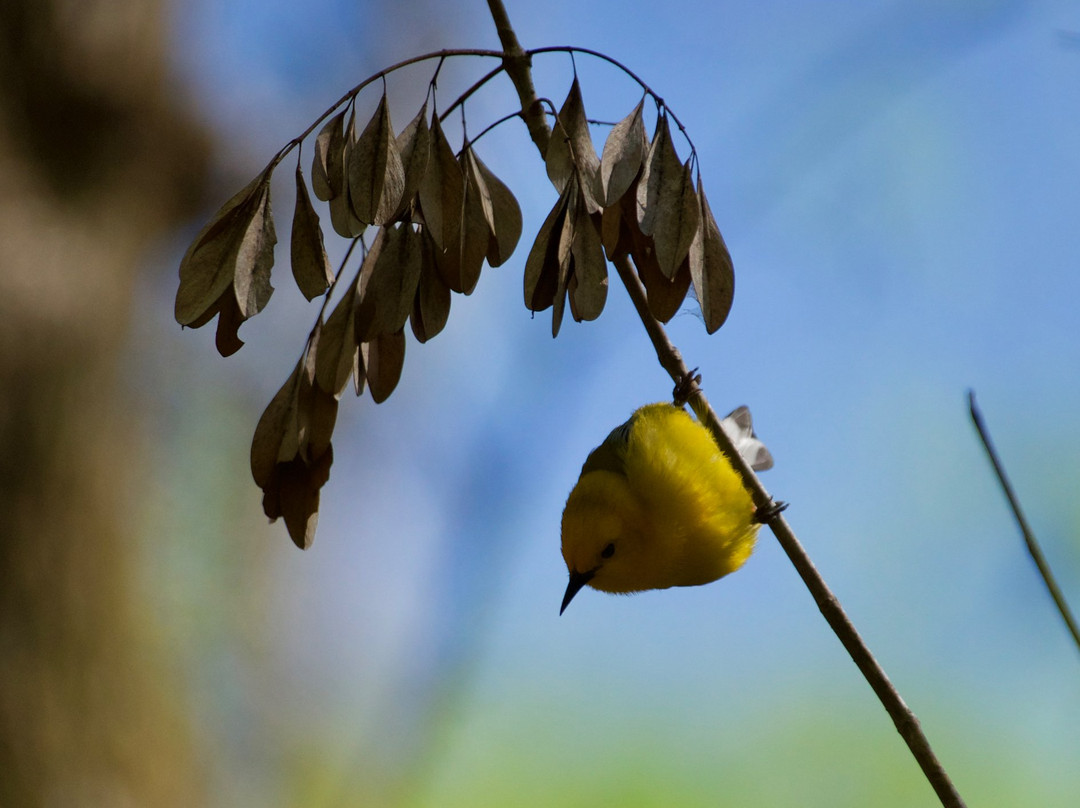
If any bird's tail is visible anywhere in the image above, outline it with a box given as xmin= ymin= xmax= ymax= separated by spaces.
xmin=719 ymin=406 xmax=773 ymax=471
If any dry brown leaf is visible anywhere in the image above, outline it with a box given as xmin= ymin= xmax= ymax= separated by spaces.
xmin=294 ymin=329 xmax=339 ymax=465
xmin=410 ymin=230 xmax=451 ymax=343
xmin=393 ymin=102 xmax=431 ymax=220
xmin=348 ymin=92 xmax=406 ymax=226
xmin=312 ymin=108 xmax=347 ymax=201
xmin=214 ymin=291 xmax=246 ymax=357
xmin=523 ymin=187 xmax=570 ymax=313
xmin=601 ymin=197 xmax=635 ymax=260
xmin=250 ymin=363 xmax=301 ymax=489
xmin=329 ymin=195 xmax=364 ymax=239
xmin=365 ymin=328 xmax=406 ymax=404
xmin=468 ymin=151 xmax=522 ymax=267
xmin=306 ymin=384 xmax=338 ymax=461
xmin=568 ymin=206 xmax=607 ymax=322
xmin=176 ymin=169 xmax=277 ymax=358
xmin=637 ymin=115 xmax=677 ymax=234
xmin=600 ymin=98 xmax=647 ymax=207
xmin=458 ymin=147 xmax=492 ymax=295
xmin=291 ymin=164 xmax=333 ymax=300
xmin=688 ymin=178 xmax=734 ymax=334
xmin=231 ymin=179 xmax=276 ymax=319
xmin=251 ymin=348 xmax=337 ymax=550
xmin=329 ymin=109 xmax=367 ymax=238
xmin=292 ymin=333 xmax=319 ymax=462
xmin=261 ymin=448 xmax=333 ymax=550
xmin=463 ymin=148 xmax=495 ymax=240
xmin=252 ymin=338 xmax=320 ymax=484
xmin=545 ymin=78 xmax=602 ymax=212
xmin=651 ymin=157 xmax=699 ymax=279
xmin=355 ymin=224 xmax=424 ymax=341
xmin=550 ymin=182 xmax=578 ymax=337
xmin=176 ymin=171 xmax=272 ymax=326
xmin=315 ymin=275 xmax=364 ymax=398
xmin=418 ymin=115 xmax=465 ymax=290
xmin=636 ymin=115 xmax=699 ymax=278
xmin=633 ymin=243 xmax=691 ymax=323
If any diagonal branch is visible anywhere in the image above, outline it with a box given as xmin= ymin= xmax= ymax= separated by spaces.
xmin=968 ymin=391 xmax=1080 ymax=656
xmin=609 ymin=256 xmax=967 ymax=807
xmin=486 ymin=1 xmax=968 ymax=805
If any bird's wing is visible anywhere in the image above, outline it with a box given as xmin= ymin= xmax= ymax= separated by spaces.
xmin=720 ymin=406 xmax=774 ymax=471
xmin=579 ymin=418 xmax=633 ymax=478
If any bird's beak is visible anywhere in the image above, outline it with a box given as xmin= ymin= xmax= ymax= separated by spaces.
xmin=560 ymin=569 xmax=595 ymax=615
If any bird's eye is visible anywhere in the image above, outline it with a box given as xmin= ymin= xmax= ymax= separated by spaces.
xmin=601 ymin=543 xmax=616 ymax=559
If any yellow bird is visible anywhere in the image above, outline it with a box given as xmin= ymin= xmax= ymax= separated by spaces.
xmin=560 ymin=402 xmax=773 ymax=613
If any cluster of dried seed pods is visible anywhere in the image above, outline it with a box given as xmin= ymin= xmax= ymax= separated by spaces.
xmin=175 ymin=90 xmax=523 ymax=547
xmin=526 ymin=80 xmax=734 ymax=336
xmin=174 ymin=72 xmax=735 ymax=549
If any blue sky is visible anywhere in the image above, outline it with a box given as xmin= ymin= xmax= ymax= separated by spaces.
xmin=153 ymin=1 xmax=1080 ymax=804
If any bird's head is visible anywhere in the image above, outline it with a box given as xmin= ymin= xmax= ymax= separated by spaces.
xmin=559 ymin=471 xmax=653 ymax=613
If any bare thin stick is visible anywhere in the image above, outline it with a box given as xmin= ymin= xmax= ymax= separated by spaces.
xmin=611 ymin=257 xmax=968 ymax=808
xmin=271 ymin=48 xmax=508 ymax=168
xmin=968 ymin=391 xmax=1080 ymax=655
xmin=487 ymin=1 xmax=967 ymax=802
xmin=526 ymin=45 xmax=698 ymax=156
xmin=438 ymin=64 xmax=507 ymax=124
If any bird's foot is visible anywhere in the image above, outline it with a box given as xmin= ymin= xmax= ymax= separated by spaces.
xmin=754 ymin=500 xmax=788 ymax=524
xmin=672 ymin=368 xmax=702 ymax=407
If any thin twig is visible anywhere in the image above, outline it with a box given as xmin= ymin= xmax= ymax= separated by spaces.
xmin=968 ymin=391 xmax=1080 ymax=655
xmin=438 ymin=64 xmax=507 ymax=124
xmin=611 ymin=258 xmax=968 ymax=808
xmin=487 ymin=1 xmax=968 ymax=803
xmin=273 ymin=48 xmax=508 ymax=167
xmin=526 ymin=45 xmax=698 ymax=157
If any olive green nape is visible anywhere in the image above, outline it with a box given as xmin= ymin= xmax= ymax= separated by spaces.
xmin=579 ymin=419 xmax=632 ymax=477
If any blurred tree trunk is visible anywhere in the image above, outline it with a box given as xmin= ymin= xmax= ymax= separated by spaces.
xmin=0 ymin=1 xmax=210 ymax=804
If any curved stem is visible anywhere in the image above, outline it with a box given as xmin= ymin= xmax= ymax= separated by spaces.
xmin=278 ymin=48 xmax=507 ymax=164
xmin=438 ymin=64 xmax=507 ymax=125
xmin=462 ymin=110 xmax=524 ymax=149
xmin=526 ymin=45 xmax=698 ymax=157
xmin=487 ymin=1 xmax=967 ymax=804
xmin=610 ymin=255 xmax=967 ymax=808
xmin=969 ymin=391 xmax=1080 ymax=656
xmin=315 ymin=236 xmax=363 ymax=325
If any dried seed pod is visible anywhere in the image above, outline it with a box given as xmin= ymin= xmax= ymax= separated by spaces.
xmin=364 ymin=327 xmax=406 ymax=404
xmin=329 ymin=108 xmax=367 ymax=238
xmin=355 ymin=223 xmax=424 ymax=341
xmin=291 ymin=164 xmax=333 ymax=300
xmin=688 ymin=178 xmax=734 ymax=334
xmin=466 ymin=149 xmax=522 ymax=268
xmin=315 ymin=273 xmax=364 ymax=398
xmin=410 ymin=229 xmax=451 ymax=343
xmin=392 ymin=102 xmax=432 ymax=220
xmin=637 ymin=115 xmax=699 ymax=278
xmin=348 ymin=92 xmax=406 ymax=226
xmin=312 ymin=108 xmax=347 ymax=201
xmin=567 ymin=204 xmax=607 ymax=323
xmin=175 ymin=168 xmax=277 ymax=356
xmin=456 ymin=147 xmax=491 ymax=295
xmin=633 ymin=243 xmax=692 ymax=323
xmin=546 ymin=78 xmax=602 ymax=213
xmin=599 ymin=98 xmax=647 ymax=207
xmin=524 ymin=184 xmax=572 ymax=314
xmin=418 ymin=115 xmax=465 ymax=290
xmin=251 ymin=339 xmax=338 ymax=549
